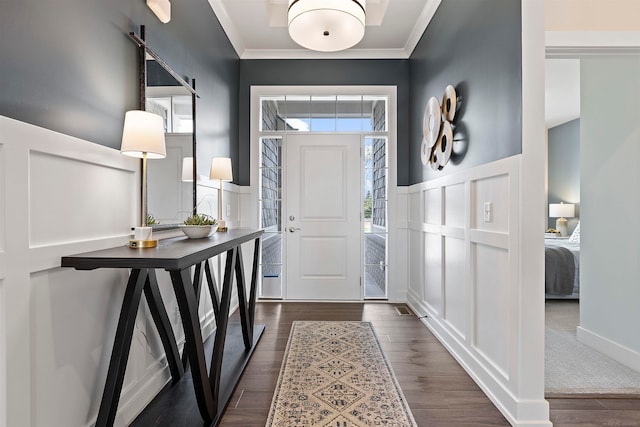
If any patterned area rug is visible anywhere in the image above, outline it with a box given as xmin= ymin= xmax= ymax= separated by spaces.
xmin=266 ymin=321 xmax=417 ymax=427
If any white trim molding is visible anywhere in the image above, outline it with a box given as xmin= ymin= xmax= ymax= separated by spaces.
xmin=546 ymin=31 xmax=640 ymax=56
xmin=250 ymin=85 xmax=399 ymax=301
xmin=577 ymin=327 xmax=640 ymax=373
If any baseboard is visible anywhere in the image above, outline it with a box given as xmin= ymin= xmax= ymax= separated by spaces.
xmin=577 ymin=326 xmax=640 ymax=373
xmin=406 ymin=297 xmax=551 ymax=427
xmin=406 ymin=289 xmax=430 ymax=316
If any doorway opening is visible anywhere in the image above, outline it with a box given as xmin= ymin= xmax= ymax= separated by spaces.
xmin=544 ymin=55 xmax=640 ymax=397
xmin=251 ymin=88 xmax=396 ymax=301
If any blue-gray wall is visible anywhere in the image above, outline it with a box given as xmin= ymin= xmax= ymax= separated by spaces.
xmin=238 ymin=59 xmax=410 ymax=186
xmin=1 ymin=0 xmax=523 ymax=187
xmin=547 ymin=118 xmax=580 ymax=231
xmin=0 ymin=0 xmax=239 ymax=179
xmin=408 ymin=0 xmax=522 ymax=184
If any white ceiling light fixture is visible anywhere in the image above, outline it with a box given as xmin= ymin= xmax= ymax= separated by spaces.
xmin=288 ymin=0 xmax=366 ymax=52
xmin=147 ymin=0 xmax=171 ymax=24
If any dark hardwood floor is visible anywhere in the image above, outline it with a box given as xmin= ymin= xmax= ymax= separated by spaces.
xmin=219 ymin=302 xmax=510 ymax=426
xmin=215 ymin=302 xmax=640 ymax=426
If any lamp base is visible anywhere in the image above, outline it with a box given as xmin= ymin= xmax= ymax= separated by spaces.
xmin=556 ymin=217 xmax=568 ymax=237
xmin=217 ymin=219 xmax=227 ymax=232
xmin=128 ymin=239 xmax=158 ymax=249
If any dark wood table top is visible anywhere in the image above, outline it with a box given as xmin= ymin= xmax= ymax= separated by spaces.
xmin=61 ymin=228 xmax=263 ymax=271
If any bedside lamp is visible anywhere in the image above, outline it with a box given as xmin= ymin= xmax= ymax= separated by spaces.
xmin=209 ymin=157 xmax=233 ymax=231
xmin=549 ymin=202 xmax=575 ymax=237
xmin=121 ymin=110 xmax=166 ymax=248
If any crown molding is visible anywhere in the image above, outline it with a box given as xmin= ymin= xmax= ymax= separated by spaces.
xmin=207 ymin=0 xmax=246 ymax=57
xmin=240 ymin=48 xmax=410 ymax=60
xmin=404 ymin=0 xmax=441 ymax=57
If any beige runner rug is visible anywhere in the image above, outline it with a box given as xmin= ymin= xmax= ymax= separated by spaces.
xmin=266 ymin=321 xmax=417 ymax=427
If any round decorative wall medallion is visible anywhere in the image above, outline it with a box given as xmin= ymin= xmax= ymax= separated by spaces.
xmin=423 ymin=96 xmax=441 ymax=148
xmin=435 ymin=120 xmax=453 ymax=168
xmin=442 ymin=85 xmax=457 ymax=122
xmin=420 ymin=138 xmax=430 ymax=165
xmin=422 ymin=84 xmax=463 ymax=171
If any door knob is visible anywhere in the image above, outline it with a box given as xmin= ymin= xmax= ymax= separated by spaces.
xmin=289 ymin=227 xmax=301 ymax=233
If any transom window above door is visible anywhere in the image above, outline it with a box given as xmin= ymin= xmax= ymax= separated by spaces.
xmin=260 ymin=95 xmax=387 ymax=133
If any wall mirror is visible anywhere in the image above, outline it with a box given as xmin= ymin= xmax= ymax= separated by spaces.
xmin=129 ymin=26 xmax=198 ymax=228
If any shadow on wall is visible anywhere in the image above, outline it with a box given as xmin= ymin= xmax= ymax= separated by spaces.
xmin=450 ymin=81 xmax=470 ymax=165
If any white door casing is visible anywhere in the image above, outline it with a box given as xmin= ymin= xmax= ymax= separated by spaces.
xmin=285 ymin=133 xmax=361 ymax=300
xmin=250 ymin=85 xmax=398 ymax=301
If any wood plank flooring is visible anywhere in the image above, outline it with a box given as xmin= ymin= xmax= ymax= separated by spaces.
xmin=216 ymin=302 xmax=640 ymax=426
xmin=218 ymin=302 xmax=510 ymax=426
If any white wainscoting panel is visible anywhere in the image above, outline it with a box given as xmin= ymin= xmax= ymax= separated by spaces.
xmin=408 ymin=229 xmax=424 ymax=302
xmin=473 ymin=243 xmax=510 ymax=379
xmin=0 ymin=140 xmax=4 ymax=427
xmin=0 ymin=116 xmax=243 ymax=427
xmin=0 ymin=141 xmax=5 ymax=255
xmin=238 ymin=188 xmax=253 ymax=229
xmin=29 ymin=150 xmax=136 ymax=247
xmin=408 ymin=191 xmax=421 ymax=224
xmin=0 ymin=277 xmax=5 ymax=427
xmin=443 ymin=236 xmax=466 ymax=340
xmin=407 ymin=156 xmax=548 ymax=426
xmin=472 ymin=174 xmax=509 ymax=232
xmin=444 ymin=183 xmax=465 ymax=228
xmin=424 ymin=233 xmax=442 ymax=316
xmin=392 ymin=189 xmax=409 ymax=303
xmin=1 ymin=115 xmax=141 ymax=427
xmin=29 ymin=268 xmax=134 ymax=426
xmin=196 ymin=180 xmax=243 ymax=230
xmin=424 ymin=188 xmax=441 ymax=225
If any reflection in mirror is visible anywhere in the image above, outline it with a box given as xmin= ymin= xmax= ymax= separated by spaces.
xmin=145 ymin=59 xmax=195 ymax=226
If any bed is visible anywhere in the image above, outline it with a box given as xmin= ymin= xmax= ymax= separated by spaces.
xmin=545 ymin=223 xmax=580 ymax=299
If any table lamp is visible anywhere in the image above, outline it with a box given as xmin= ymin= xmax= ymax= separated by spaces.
xmin=121 ymin=110 xmax=167 ymax=248
xmin=209 ymin=157 xmax=233 ymax=231
xmin=181 ymin=157 xmax=194 ymax=182
xmin=549 ymin=202 xmax=575 ymax=237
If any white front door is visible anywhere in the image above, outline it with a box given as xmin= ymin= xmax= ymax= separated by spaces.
xmin=285 ymin=133 xmax=361 ymax=300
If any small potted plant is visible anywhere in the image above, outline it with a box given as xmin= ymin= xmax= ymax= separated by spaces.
xmin=179 ymin=213 xmax=218 ymax=239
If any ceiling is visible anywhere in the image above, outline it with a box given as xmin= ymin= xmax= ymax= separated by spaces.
xmin=206 ymin=1 xmax=580 ymax=127
xmin=545 ymin=58 xmax=580 ymax=128
xmin=206 ymin=0 xmax=441 ymax=59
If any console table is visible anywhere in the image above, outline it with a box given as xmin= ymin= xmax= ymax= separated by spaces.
xmin=61 ymin=229 xmax=264 ymax=427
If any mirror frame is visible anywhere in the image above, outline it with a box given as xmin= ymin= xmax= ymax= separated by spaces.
xmin=129 ymin=25 xmax=198 ymax=229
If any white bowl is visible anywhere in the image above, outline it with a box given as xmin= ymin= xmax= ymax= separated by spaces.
xmin=179 ymin=225 xmax=217 ymax=239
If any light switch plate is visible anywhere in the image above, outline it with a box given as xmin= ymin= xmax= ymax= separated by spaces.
xmin=483 ymin=202 xmax=492 ymax=222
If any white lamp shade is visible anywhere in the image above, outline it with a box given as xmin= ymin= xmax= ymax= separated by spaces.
xmin=549 ymin=203 xmax=575 ymax=218
xmin=120 ymin=110 xmax=166 ymax=159
xmin=210 ymin=157 xmax=233 ymax=181
xmin=146 ymin=0 xmax=171 ymax=23
xmin=181 ymin=157 xmax=194 ymax=182
xmin=288 ymin=0 xmax=366 ymax=52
